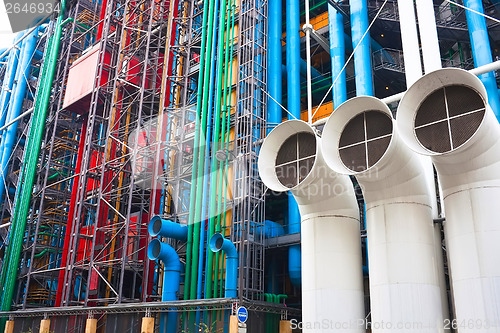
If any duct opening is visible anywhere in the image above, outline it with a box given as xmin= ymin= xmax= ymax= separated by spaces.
xmin=215 ymin=237 xmax=224 ymax=250
xmin=338 ymin=110 xmax=392 ymax=172
xmin=414 ymin=85 xmax=485 ymax=153
xmin=151 ymin=218 xmax=162 ymax=235
xmin=275 ymin=132 xmax=316 ymax=188
xmin=149 ymin=239 xmax=161 ymax=259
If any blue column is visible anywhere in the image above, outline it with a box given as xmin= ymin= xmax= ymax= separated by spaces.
xmin=328 ymin=3 xmax=347 ymax=108
xmin=267 ymin=0 xmax=282 ymax=132
xmin=463 ymin=0 xmax=500 ymax=120
xmin=350 ymin=0 xmax=374 ymax=96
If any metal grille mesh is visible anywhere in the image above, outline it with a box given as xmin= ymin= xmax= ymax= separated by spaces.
xmin=414 ymin=85 xmax=485 ymax=153
xmin=339 ymin=110 xmax=393 ymax=172
xmin=275 ymin=132 xmax=316 ymax=188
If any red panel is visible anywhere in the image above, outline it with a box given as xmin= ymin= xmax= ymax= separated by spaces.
xmin=76 ymin=225 xmax=93 ymax=262
xmin=62 ymin=44 xmax=111 ymax=114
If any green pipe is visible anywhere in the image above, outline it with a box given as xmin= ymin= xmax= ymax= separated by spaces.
xmin=61 ymin=17 xmax=92 ymax=31
xmin=205 ymin=0 xmax=229 ymax=299
xmin=0 ymin=0 xmax=66 ymax=321
xmin=213 ymin=0 xmax=235 ymax=297
xmin=189 ymin=0 xmax=218 ymax=301
xmin=184 ymin=0 xmax=211 ymax=302
xmin=219 ymin=0 xmax=236 ymax=298
xmin=34 ymin=248 xmax=59 ymax=258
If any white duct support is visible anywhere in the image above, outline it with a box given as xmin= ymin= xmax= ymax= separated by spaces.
xmin=397 ymin=0 xmax=423 ymax=86
xmin=397 ymin=68 xmax=500 ymax=332
xmin=415 ymin=0 xmax=442 ymax=73
xmin=321 ymin=96 xmax=445 ymax=332
xmin=258 ymin=120 xmax=364 ymax=333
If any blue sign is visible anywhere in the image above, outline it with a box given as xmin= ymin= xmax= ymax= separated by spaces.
xmin=237 ymin=306 xmax=248 ymax=323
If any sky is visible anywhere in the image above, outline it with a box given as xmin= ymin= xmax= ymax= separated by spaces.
xmin=0 ymin=1 xmax=16 ymax=49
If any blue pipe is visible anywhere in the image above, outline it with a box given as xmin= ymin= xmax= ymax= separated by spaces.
xmin=350 ymin=0 xmax=374 ymax=96
xmin=268 ymin=0 xmax=282 ymax=133
xmin=209 ymin=233 xmax=238 ymax=298
xmin=0 ymin=29 xmax=39 ymax=205
xmin=148 ymin=216 xmax=188 ymax=240
xmin=148 ymin=217 xmax=187 ymax=333
xmin=257 ymin=220 xmax=285 ymax=238
xmin=147 ymin=239 xmax=181 ymax=333
xmin=201 ymin=0 xmax=219 ymax=304
xmin=0 ymin=32 xmax=24 ymax=129
xmin=328 ymin=3 xmax=347 ymax=108
xmin=463 ymin=0 xmax=500 ymax=120
xmin=285 ymin=0 xmax=302 ymax=289
xmin=288 ymin=195 xmax=301 ymax=287
xmin=286 ymin=0 xmax=301 ymax=119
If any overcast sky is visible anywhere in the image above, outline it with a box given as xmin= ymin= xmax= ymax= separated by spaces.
xmin=0 ymin=1 xmax=16 ymax=49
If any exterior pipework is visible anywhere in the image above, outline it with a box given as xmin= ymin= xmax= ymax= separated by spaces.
xmin=0 ymin=0 xmax=65 ymax=322
xmin=148 ymin=217 xmax=188 ymax=333
xmin=258 ymin=120 xmax=364 ymax=333
xmin=147 ymin=240 xmax=182 ymax=333
xmin=209 ymin=233 xmax=238 ymax=298
xmin=463 ymin=0 xmax=500 ymax=119
xmin=206 ymin=0 xmax=228 ymax=299
xmin=397 ymin=1 xmax=450 ymax=322
xmin=185 ymin=0 xmax=212 ymax=300
xmin=55 ymin=120 xmax=87 ymax=306
xmin=397 ymin=68 xmax=500 ymax=332
xmin=199 ymin=0 xmax=219 ymax=302
xmin=322 ymin=96 xmax=446 ymax=332
xmin=415 ymin=0 xmax=442 ymax=73
xmin=267 ymin=0 xmax=282 ymax=132
xmin=328 ymin=2 xmax=347 ymax=108
xmin=0 ymin=29 xmax=38 ymax=206
xmin=0 ymin=32 xmax=23 ymax=130
xmin=350 ymin=0 xmax=373 ymax=96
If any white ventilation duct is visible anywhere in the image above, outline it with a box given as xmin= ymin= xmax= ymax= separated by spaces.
xmin=397 ymin=67 xmax=500 ymax=332
xmin=321 ymin=96 xmax=446 ymax=332
xmin=258 ymin=120 xmax=365 ymax=333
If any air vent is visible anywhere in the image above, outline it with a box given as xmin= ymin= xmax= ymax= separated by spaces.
xmin=275 ymin=132 xmax=316 ymax=188
xmin=414 ymin=85 xmax=485 ymax=153
xmin=339 ymin=110 xmax=393 ymax=172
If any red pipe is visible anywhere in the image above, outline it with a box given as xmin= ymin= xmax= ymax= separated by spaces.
xmin=55 ymin=120 xmax=87 ymax=306
xmin=96 ymin=0 xmax=108 ymax=41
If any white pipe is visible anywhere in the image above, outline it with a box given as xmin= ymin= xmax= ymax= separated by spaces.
xmin=258 ymin=120 xmax=364 ymax=333
xmin=397 ymin=1 xmax=449 ymax=320
xmin=415 ymin=0 xmax=442 ymax=73
xmin=321 ymin=96 xmax=445 ymax=332
xmin=397 ymin=67 xmax=500 ymax=332
xmin=397 ymin=0 xmax=422 ymax=86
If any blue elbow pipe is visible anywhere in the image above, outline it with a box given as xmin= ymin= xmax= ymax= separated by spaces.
xmin=0 ymin=32 xmax=24 ymax=129
xmin=328 ymin=3 xmax=347 ymax=108
xmin=463 ymin=0 xmax=500 ymax=120
xmin=147 ymin=239 xmax=181 ymax=333
xmin=288 ymin=195 xmax=301 ymax=287
xmin=267 ymin=0 xmax=283 ymax=133
xmin=350 ymin=0 xmax=374 ymax=96
xmin=148 ymin=216 xmax=188 ymax=240
xmin=257 ymin=220 xmax=285 ymax=238
xmin=209 ymin=233 xmax=238 ymax=298
xmin=0 ymin=29 xmax=39 ymax=205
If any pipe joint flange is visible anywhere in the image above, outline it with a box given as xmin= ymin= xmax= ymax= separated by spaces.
xmin=302 ymin=23 xmax=314 ymax=33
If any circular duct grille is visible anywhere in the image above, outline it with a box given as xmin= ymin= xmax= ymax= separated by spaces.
xmin=339 ymin=110 xmax=393 ymax=172
xmin=275 ymin=132 xmax=316 ymax=188
xmin=414 ymin=85 xmax=485 ymax=153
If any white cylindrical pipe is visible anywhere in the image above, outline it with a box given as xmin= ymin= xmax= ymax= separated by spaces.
xmin=397 ymin=0 xmax=423 ymax=86
xmin=258 ymin=120 xmax=364 ymax=333
xmin=415 ymin=0 xmax=442 ymax=73
xmin=321 ymin=96 xmax=445 ymax=332
xmin=397 ymin=67 xmax=500 ymax=332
